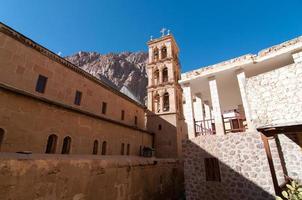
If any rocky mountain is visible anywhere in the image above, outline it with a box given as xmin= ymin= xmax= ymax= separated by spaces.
xmin=65 ymin=51 xmax=148 ymax=104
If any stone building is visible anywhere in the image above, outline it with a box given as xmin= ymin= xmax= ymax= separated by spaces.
xmin=146 ymin=34 xmax=186 ymax=158
xmin=181 ymin=36 xmax=302 ymax=199
xmin=0 ymin=20 xmax=301 ymax=200
xmin=0 ymin=22 xmax=184 ymax=199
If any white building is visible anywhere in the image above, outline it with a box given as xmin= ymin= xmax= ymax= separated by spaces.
xmin=180 ymin=36 xmax=302 ymax=138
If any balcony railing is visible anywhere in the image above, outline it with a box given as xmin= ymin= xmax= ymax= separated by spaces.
xmin=195 ymin=119 xmax=216 ymax=136
xmin=223 ymin=116 xmax=246 ymax=133
xmin=194 ymin=115 xmax=246 ymax=136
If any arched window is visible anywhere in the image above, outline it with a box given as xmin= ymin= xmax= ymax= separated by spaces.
xmin=154 ymin=93 xmax=160 ymax=113
xmin=121 ymin=143 xmax=125 ymax=155
xmin=162 ymin=67 xmax=168 ymax=83
xmin=61 ymin=136 xmax=71 ymax=154
xmin=161 ymin=46 xmax=167 ymax=59
xmin=45 ymin=134 xmax=58 ymax=154
xmin=0 ymin=128 xmax=4 ymax=151
xmin=126 ymin=144 xmax=130 ymax=155
xmin=93 ymin=140 xmax=98 ymax=155
xmin=101 ymin=141 xmax=107 ymax=155
xmin=153 ymin=48 xmax=159 ymax=61
xmin=154 ymin=69 xmax=159 ymax=85
xmin=163 ymin=92 xmax=170 ymax=111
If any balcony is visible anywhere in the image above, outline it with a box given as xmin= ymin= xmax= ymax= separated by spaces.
xmin=195 ymin=112 xmax=246 ymax=136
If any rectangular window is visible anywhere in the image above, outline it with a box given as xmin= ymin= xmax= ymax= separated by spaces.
xmin=134 ymin=116 xmax=138 ymax=126
xmin=126 ymin=144 xmax=130 ymax=155
xmin=121 ymin=110 xmax=125 ymax=120
xmin=35 ymin=75 xmax=48 ymax=93
xmin=204 ymin=158 xmax=221 ymax=182
xmin=74 ymin=91 xmax=82 ymax=105
xmin=102 ymin=102 xmax=107 ymax=114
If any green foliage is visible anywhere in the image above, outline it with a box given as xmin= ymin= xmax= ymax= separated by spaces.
xmin=276 ymin=180 xmax=302 ymax=200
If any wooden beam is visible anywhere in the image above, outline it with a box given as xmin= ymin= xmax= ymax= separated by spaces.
xmin=261 ymin=134 xmax=281 ymax=196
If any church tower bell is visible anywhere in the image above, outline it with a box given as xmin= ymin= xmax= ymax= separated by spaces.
xmin=146 ymin=30 xmax=184 ymax=158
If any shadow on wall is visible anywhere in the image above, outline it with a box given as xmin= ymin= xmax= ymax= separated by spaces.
xmin=183 ymin=133 xmax=276 ymax=200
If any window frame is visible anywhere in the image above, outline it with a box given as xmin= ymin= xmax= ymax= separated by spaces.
xmin=74 ymin=90 xmax=82 ymax=105
xmin=35 ymin=74 xmax=48 ymax=93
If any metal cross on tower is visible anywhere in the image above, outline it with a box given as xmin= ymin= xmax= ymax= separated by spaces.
xmin=160 ymin=28 xmax=166 ymax=37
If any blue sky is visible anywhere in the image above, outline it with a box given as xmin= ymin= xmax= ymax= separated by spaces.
xmin=1 ymin=0 xmax=302 ymax=72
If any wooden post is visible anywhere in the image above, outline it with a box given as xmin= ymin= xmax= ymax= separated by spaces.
xmin=261 ymin=134 xmax=280 ymax=196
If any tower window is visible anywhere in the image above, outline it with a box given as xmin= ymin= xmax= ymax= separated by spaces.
xmin=61 ymin=136 xmax=71 ymax=154
xmin=101 ymin=141 xmax=107 ymax=155
xmin=162 ymin=67 xmax=168 ymax=83
xmin=154 ymin=93 xmax=160 ymax=113
xmin=102 ymin=102 xmax=107 ymax=114
xmin=93 ymin=140 xmax=98 ymax=155
xmin=121 ymin=143 xmax=125 ymax=155
xmin=74 ymin=91 xmax=82 ymax=105
xmin=153 ymin=48 xmax=159 ymax=61
xmin=205 ymin=158 xmax=221 ymax=182
xmin=35 ymin=75 xmax=48 ymax=93
xmin=158 ymin=124 xmax=162 ymax=130
xmin=161 ymin=46 xmax=167 ymax=59
xmin=45 ymin=134 xmax=58 ymax=154
xmin=121 ymin=110 xmax=125 ymax=120
xmin=163 ymin=92 xmax=170 ymax=111
xmin=154 ymin=69 xmax=159 ymax=85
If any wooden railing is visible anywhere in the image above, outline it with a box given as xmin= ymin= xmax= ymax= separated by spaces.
xmin=195 ymin=119 xmax=216 ymax=136
xmin=195 ymin=115 xmax=247 ymax=136
xmin=223 ymin=116 xmax=246 ymax=133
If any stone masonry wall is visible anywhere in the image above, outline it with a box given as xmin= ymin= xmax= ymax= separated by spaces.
xmin=277 ymin=134 xmax=302 ymax=182
xmin=0 ymin=154 xmax=184 ymax=200
xmin=183 ymin=132 xmax=275 ymax=200
xmin=246 ymin=62 xmax=302 ymax=127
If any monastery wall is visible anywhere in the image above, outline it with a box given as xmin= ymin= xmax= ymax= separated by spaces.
xmin=183 ymin=132 xmax=275 ymax=200
xmin=0 ymin=29 xmax=146 ymax=130
xmin=0 ymin=87 xmax=153 ymax=155
xmin=245 ymin=61 xmax=302 ymax=127
xmin=0 ymin=154 xmax=183 ymax=200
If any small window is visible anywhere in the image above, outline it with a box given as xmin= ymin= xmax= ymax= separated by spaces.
xmin=153 ymin=48 xmax=159 ymax=61
xmin=158 ymin=124 xmax=162 ymax=130
xmin=161 ymin=46 xmax=167 ymax=59
xmin=74 ymin=91 xmax=82 ymax=105
xmin=163 ymin=92 xmax=170 ymax=111
xmin=121 ymin=143 xmax=125 ymax=155
xmin=93 ymin=140 xmax=98 ymax=155
xmin=61 ymin=136 xmax=71 ymax=154
xmin=154 ymin=69 xmax=159 ymax=85
xmin=102 ymin=102 xmax=107 ymax=114
xmin=204 ymin=158 xmax=221 ymax=182
xmin=121 ymin=110 xmax=125 ymax=120
xmin=101 ymin=141 xmax=107 ymax=155
xmin=162 ymin=67 xmax=168 ymax=83
xmin=126 ymin=144 xmax=130 ymax=155
xmin=0 ymin=128 xmax=5 ymax=151
xmin=35 ymin=75 xmax=48 ymax=93
xmin=134 ymin=116 xmax=138 ymax=126
xmin=45 ymin=134 xmax=58 ymax=154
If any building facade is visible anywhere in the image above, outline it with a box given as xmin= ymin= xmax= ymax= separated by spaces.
xmin=182 ymin=36 xmax=302 ymax=199
xmin=0 ymin=23 xmax=185 ymax=199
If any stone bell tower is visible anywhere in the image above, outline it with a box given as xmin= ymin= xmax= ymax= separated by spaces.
xmin=146 ymin=29 xmax=185 ymax=158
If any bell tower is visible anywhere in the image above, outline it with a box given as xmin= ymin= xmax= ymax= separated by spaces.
xmin=146 ymin=30 xmax=185 ymax=158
